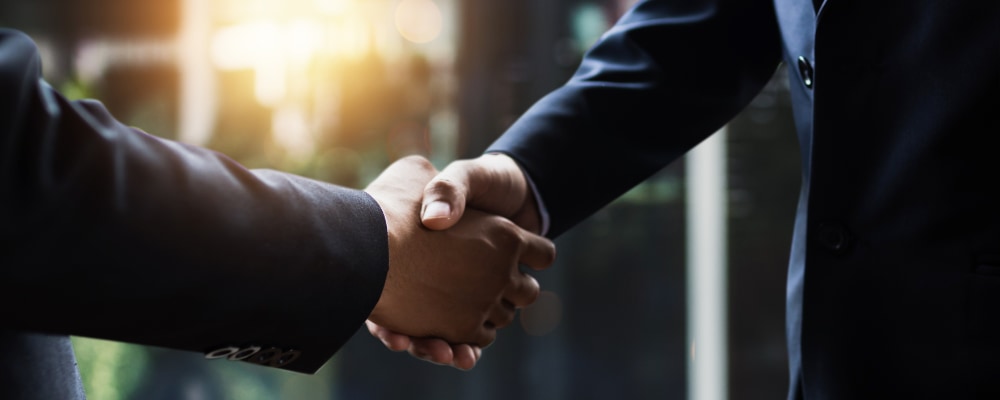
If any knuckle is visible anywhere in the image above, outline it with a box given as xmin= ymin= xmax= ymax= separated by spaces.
xmin=485 ymin=216 xmax=521 ymax=248
xmin=426 ymin=177 xmax=457 ymax=194
xmin=479 ymin=331 xmax=496 ymax=348
xmin=425 ymin=178 xmax=465 ymax=203
xmin=498 ymin=217 xmax=523 ymax=240
xmin=505 ymin=273 xmax=524 ymax=293
xmin=495 ymin=311 xmax=515 ymax=329
xmin=523 ymin=276 xmax=541 ymax=304
xmin=541 ymin=241 xmax=557 ymax=266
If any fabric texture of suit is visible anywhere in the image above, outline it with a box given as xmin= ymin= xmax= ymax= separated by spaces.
xmin=0 ymin=28 xmax=389 ymax=398
xmin=489 ymin=0 xmax=1000 ymax=398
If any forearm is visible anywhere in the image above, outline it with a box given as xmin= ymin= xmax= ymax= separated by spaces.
xmin=488 ymin=0 xmax=782 ymax=237
xmin=0 ymin=29 xmax=387 ymax=373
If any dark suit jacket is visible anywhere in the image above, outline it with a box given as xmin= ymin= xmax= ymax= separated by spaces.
xmin=489 ymin=0 xmax=1000 ymax=398
xmin=0 ymin=29 xmax=388 ymax=399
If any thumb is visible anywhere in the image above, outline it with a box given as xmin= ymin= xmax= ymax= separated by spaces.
xmin=422 ymin=154 xmax=531 ymax=230
xmin=421 ymin=162 xmax=472 ymax=230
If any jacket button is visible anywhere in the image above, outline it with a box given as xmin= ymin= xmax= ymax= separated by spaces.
xmin=205 ymin=346 xmax=239 ymax=359
xmin=797 ymin=56 xmax=814 ymax=89
xmin=270 ymin=349 xmax=302 ymax=367
xmin=249 ymin=347 xmax=282 ymax=364
xmin=228 ymin=346 xmax=261 ymax=361
xmin=816 ymin=223 xmax=851 ymax=254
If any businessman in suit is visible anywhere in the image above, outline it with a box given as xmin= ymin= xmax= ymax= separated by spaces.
xmin=0 ymin=28 xmax=555 ymax=399
xmin=371 ymin=0 xmax=1000 ymax=398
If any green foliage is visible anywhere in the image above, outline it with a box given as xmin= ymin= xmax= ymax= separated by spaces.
xmin=71 ymin=337 xmax=149 ymax=400
xmin=60 ymin=78 xmax=97 ymax=101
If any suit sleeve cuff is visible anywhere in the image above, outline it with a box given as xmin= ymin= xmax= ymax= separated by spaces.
xmin=486 ymin=151 xmax=551 ymax=236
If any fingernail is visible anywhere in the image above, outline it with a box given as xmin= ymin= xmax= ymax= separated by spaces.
xmin=423 ymin=201 xmax=451 ymax=220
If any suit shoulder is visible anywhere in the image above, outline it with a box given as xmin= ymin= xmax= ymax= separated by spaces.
xmin=0 ymin=29 xmax=42 ymax=93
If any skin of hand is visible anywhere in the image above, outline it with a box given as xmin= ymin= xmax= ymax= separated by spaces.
xmin=363 ymin=156 xmax=555 ymax=363
xmin=421 ymin=153 xmax=542 ymax=233
xmin=365 ymin=320 xmax=481 ymax=370
xmin=367 ymin=153 xmax=546 ymax=369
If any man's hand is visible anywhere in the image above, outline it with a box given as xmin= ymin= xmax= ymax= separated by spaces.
xmin=365 ymin=320 xmax=482 ymax=370
xmin=366 ymin=154 xmax=550 ymax=369
xmin=364 ymin=156 xmax=555 ymax=352
xmin=421 ymin=153 xmax=543 ymax=233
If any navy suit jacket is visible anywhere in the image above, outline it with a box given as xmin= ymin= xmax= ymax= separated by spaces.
xmin=0 ymin=29 xmax=389 ymax=399
xmin=490 ymin=0 xmax=1000 ymax=398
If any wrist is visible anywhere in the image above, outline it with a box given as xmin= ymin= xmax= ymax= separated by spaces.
xmin=363 ymin=190 xmax=395 ymax=325
xmin=483 ymin=153 xmax=546 ymax=234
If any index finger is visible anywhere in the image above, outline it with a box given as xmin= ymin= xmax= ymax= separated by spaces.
xmin=518 ymin=230 xmax=556 ymax=271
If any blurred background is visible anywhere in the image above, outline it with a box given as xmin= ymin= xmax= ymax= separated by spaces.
xmin=0 ymin=0 xmax=800 ymax=399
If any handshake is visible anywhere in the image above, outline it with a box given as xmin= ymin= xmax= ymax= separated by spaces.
xmin=361 ymin=153 xmax=555 ymax=371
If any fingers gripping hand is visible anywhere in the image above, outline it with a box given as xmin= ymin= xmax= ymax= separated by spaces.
xmin=368 ymin=329 xmax=479 ymax=370
xmin=407 ymin=338 xmax=480 ymax=371
xmin=364 ymin=156 xmax=557 ymax=353
xmin=365 ymin=320 xmax=482 ymax=370
xmin=421 ymin=154 xmax=543 ymax=233
xmin=365 ymin=217 xmax=553 ymax=370
xmin=370 ymin=210 xmax=555 ymax=346
xmin=501 ymin=228 xmax=552 ymax=309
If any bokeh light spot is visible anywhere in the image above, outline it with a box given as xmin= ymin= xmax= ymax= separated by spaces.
xmin=520 ymin=290 xmax=563 ymax=336
xmin=394 ymin=0 xmax=443 ymax=44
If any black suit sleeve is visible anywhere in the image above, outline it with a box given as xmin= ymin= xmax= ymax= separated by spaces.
xmin=487 ymin=0 xmax=782 ymax=237
xmin=0 ymin=29 xmax=388 ymax=374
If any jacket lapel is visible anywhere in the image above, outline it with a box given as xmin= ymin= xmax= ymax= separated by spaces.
xmin=772 ymin=0 xmax=817 ymax=65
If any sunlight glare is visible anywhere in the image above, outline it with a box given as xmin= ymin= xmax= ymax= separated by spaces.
xmin=272 ymin=105 xmax=315 ymax=157
xmin=210 ymin=22 xmax=283 ymax=70
xmin=335 ymin=17 xmax=371 ymax=59
xmin=314 ymin=0 xmax=348 ymax=16
xmin=207 ymin=0 xmax=399 ymax=152
xmin=255 ymin=54 xmax=286 ymax=106
xmin=287 ymin=19 xmax=325 ymax=65
xmin=394 ymin=0 xmax=443 ymax=44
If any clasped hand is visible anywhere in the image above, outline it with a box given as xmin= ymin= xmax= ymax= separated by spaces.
xmin=363 ymin=155 xmax=550 ymax=370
